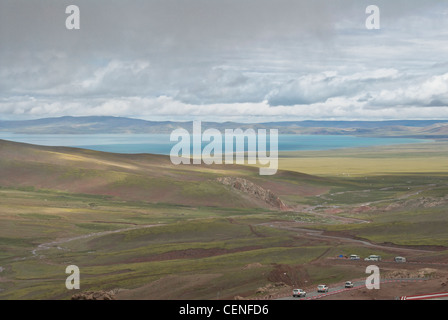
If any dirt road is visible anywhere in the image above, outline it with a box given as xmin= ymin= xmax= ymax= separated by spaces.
xmin=259 ymin=222 xmax=437 ymax=255
xmin=30 ymin=223 xmax=162 ymax=258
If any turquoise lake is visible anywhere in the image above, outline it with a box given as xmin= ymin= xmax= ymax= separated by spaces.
xmin=0 ymin=133 xmax=430 ymax=155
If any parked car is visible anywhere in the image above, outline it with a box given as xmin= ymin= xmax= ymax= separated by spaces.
xmin=364 ymin=255 xmax=382 ymax=261
xmin=317 ymin=285 xmax=329 ymax=293
xmin=395 ymin=256 xmax=406 ymax=263
xmin=345 ymin=281 xmax=354 ymax=288
xmin=292 ymin=289 xmax=307 ymax=297
xmin=349 ymin=254 xmax=360 ymax=260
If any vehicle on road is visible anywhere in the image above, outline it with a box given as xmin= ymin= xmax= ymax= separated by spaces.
xmin=317 ymin=285 xmax=329 ymax=293
xmin=349 ymin=254 xmax=360 ymax=260
xmin=395 ymin=256 xmax=406 ymax=263
xmin=345 ymin=281 xmax=354 ymax=288
xmin=364 ymin=255 xmax=381 ymax=261
xmin=292 ymin=289 xmax=306 ymax=297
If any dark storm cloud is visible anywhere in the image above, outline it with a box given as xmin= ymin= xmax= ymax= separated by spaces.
xmin=1 ymin=0 xmax=448 ymax=120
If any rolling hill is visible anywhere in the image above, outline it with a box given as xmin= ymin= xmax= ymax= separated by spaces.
xmin=2 ymin=116 xmax=448 ymax=137
xmin=0 ymin=139 xmax=329 ymax=209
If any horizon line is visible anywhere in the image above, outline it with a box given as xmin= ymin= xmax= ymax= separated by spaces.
xmin=2 ymin=115 xmax=448 ymax=124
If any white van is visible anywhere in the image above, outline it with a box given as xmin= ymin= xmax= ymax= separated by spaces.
xmin=395 ymin=256 xmax=406 ymax=263
xmin=365 ymin=255 xmax=382 ymax=261
xmin=350 ymin=254 xmax=360 ymax=260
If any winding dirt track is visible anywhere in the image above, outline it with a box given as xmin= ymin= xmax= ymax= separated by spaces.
xmin=30 ymin=224 xmax=162 ymax=258
xmin=259 ymin=222 xmax=437 ymax=254
xmin=300 ymin=208 xmax=371 ymax=224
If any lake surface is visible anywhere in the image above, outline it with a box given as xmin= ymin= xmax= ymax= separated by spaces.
xmin=0 ymin=133 xmax=430 ymax=155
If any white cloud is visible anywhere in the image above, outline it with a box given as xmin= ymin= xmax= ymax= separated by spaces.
xmin=371 ymin=73 xmax=448 ymax=107
xmin=266 ymin=68 xmax=401 ymax=106
xmin=3 ymin=93 xmax=448 ymax=122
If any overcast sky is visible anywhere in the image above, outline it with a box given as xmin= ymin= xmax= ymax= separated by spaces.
xmin=1 ymin=0 xmax=448 ymax=122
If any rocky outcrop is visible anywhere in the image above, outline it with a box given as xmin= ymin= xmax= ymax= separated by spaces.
xmin=217 ymin=177 xmax=288 ymax=210
xmin=386 ymin=268 xmax=437 ymax=279
xmin=71 ymin=290 xmax=116 ymax=300
xmin=242 ymin=262 xmax=263 ymax=270
xmin=385 ymin=196 xmax=448 ymax=211
xmin=256 ymin=282 xmax=287 ymax=294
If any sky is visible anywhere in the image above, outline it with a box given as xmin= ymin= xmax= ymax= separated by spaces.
xmin=1 ymin=0 xmax=448 ymax=122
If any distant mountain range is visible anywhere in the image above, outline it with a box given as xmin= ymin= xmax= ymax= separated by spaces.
xmin=1 ymin=116 xmax=448 ymax=137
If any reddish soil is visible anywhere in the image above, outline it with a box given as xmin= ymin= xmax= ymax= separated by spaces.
xmin=350 ymin=205 xmax=373 ymax=214
xmin=267 ymin=264 xmax=310 ymax=287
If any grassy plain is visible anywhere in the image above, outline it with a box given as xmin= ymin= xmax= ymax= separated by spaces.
xmin=278 ymin=141 xmax=448 ymax=176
